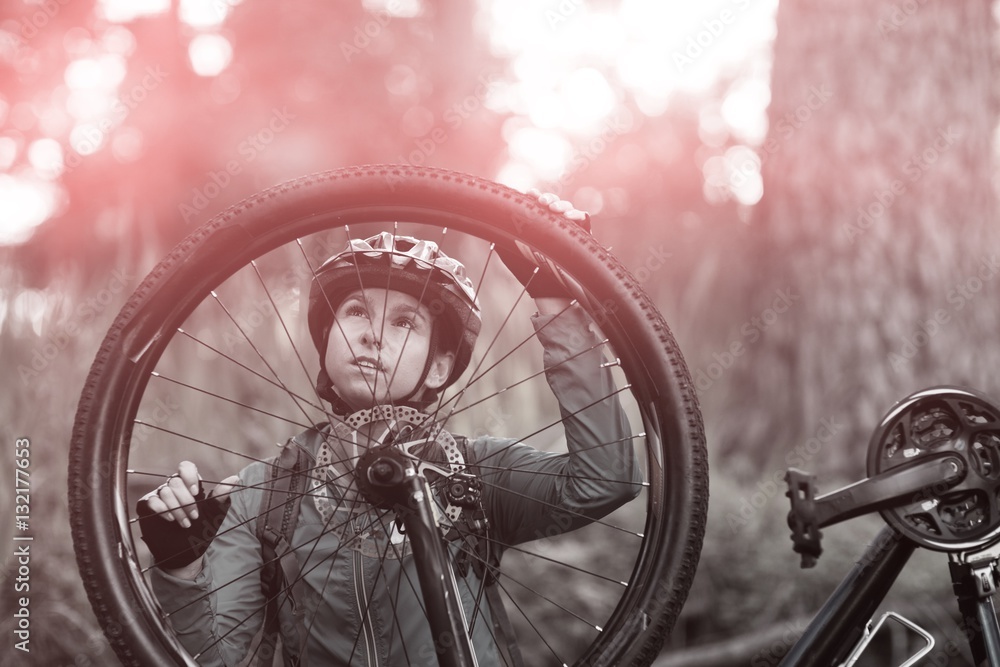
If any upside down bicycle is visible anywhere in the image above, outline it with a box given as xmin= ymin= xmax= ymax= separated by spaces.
xmin=780 ymin=385 xmax=1000 ymax=667
xmin=68 ymin=165 xmax=709 ymax=666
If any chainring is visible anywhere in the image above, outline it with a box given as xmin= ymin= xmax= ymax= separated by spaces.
xmin=867 ymin=386 xmax=1000 ymax=551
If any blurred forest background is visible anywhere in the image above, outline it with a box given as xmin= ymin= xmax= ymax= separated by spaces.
xmin=1 ymin=0 xmax=999 ymax=665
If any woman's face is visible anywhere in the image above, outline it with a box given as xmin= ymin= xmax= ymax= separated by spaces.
xmin=324 ymin=288 xmax=453 ymax=410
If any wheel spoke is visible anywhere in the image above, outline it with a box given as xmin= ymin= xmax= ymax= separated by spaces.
xmin=248 ymin=258 xmax=328 ymax=408
xmin=176 ymin=327 xmax=327 ymax=414
xmin=147 ymin=371 xmax=316 ymax=431
xmin=209 ymin=289 xmax=320 ymax=427
xmin=71 ymin=170 xmax=705 ymax=667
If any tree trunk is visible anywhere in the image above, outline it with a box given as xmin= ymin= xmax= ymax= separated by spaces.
xmin=719 ymin=0 xmax=1000 ymax=476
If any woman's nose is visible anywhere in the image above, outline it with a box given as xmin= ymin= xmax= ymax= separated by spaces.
xmin=360 ymin=325 xmax=382 ymax=348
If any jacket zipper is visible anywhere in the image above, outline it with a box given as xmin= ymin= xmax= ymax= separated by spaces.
xmin=353 ymin=521 xmax=380 ymax=667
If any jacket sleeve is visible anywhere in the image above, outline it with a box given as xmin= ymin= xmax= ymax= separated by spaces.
xmin=149 ymin=463 xmax=267 ymax=666
xmin=471 ymin=303 xmax=643 ymax=546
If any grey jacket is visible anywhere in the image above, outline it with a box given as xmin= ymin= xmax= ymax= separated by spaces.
xmin=151 ymin=305 xmax=641 ymax=666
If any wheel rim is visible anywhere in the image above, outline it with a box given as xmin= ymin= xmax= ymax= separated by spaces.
xmin=70 ymin=167 xmax=706 ymax=667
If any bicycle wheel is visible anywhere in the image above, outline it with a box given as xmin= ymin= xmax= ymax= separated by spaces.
xmin=69 ymin=165 xmax=708 ymax=666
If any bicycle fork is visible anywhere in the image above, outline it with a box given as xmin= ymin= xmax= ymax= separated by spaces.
xmin=362 ymin=447 xmax=480 ymax=667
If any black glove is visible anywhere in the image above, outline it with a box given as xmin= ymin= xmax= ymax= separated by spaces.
xmin=498 ymin=210 xmax=591 ymax=298
xmin=136 ymin=487 xmax=231 ymax=570
xmin=497 ymin=242 xmax=567 ymax=298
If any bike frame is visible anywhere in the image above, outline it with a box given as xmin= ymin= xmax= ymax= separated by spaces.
xmin=779 ymin=387 xmax=1000 ymax=666
xmin=780 ymin=525 xmax=1000 ymax=667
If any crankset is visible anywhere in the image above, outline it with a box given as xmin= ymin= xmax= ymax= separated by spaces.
xmin=786 ymin=386 xmax=1000 ymax=567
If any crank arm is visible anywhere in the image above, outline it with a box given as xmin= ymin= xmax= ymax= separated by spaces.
xmin=811 ymin=455 xmax=965 ymax=528
xmin=787 ymin=455 xmax=965 ymax=567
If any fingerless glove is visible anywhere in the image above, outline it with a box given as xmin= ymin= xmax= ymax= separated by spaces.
xmin=136 ymin=488 xmax=231 ymax=571
xmin=497 ymin=242 xmax=569 ymax=298
xmin=497 ymin=212 xmax=591 ymax=298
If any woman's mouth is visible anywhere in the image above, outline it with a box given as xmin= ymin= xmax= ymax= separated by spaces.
xmin=354 ymin=357 xmax=384 ymax=372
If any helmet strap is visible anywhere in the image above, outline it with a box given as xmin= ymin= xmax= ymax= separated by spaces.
xmin=392 ymin=320 xmax=442 ymax=409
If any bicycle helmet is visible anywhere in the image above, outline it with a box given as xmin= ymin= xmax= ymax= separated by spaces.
xmin=308 ymin=232 xmax=481 ymax=413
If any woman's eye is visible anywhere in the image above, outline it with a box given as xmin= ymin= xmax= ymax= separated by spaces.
xmin=345 ymin=305 xmax=368 ymax=317
xmin=395 ymin=318 xmax=415 ymax=329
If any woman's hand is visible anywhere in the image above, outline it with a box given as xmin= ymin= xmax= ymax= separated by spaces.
xmin=528 ymin=189 xmax=591 ymax=228
xmin=137 ymin=461 xmax=239 ymax=579
xmin=142 ymin=461 xmax=238 ymax=527
xmin=498 ymin=189 xmax=592 ymax=301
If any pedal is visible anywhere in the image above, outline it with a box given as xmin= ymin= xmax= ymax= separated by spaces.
xmin=784 ymin=456 xmax=964 ymax=567
xmin=786 ymin=469 xmax=823 ymax=568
